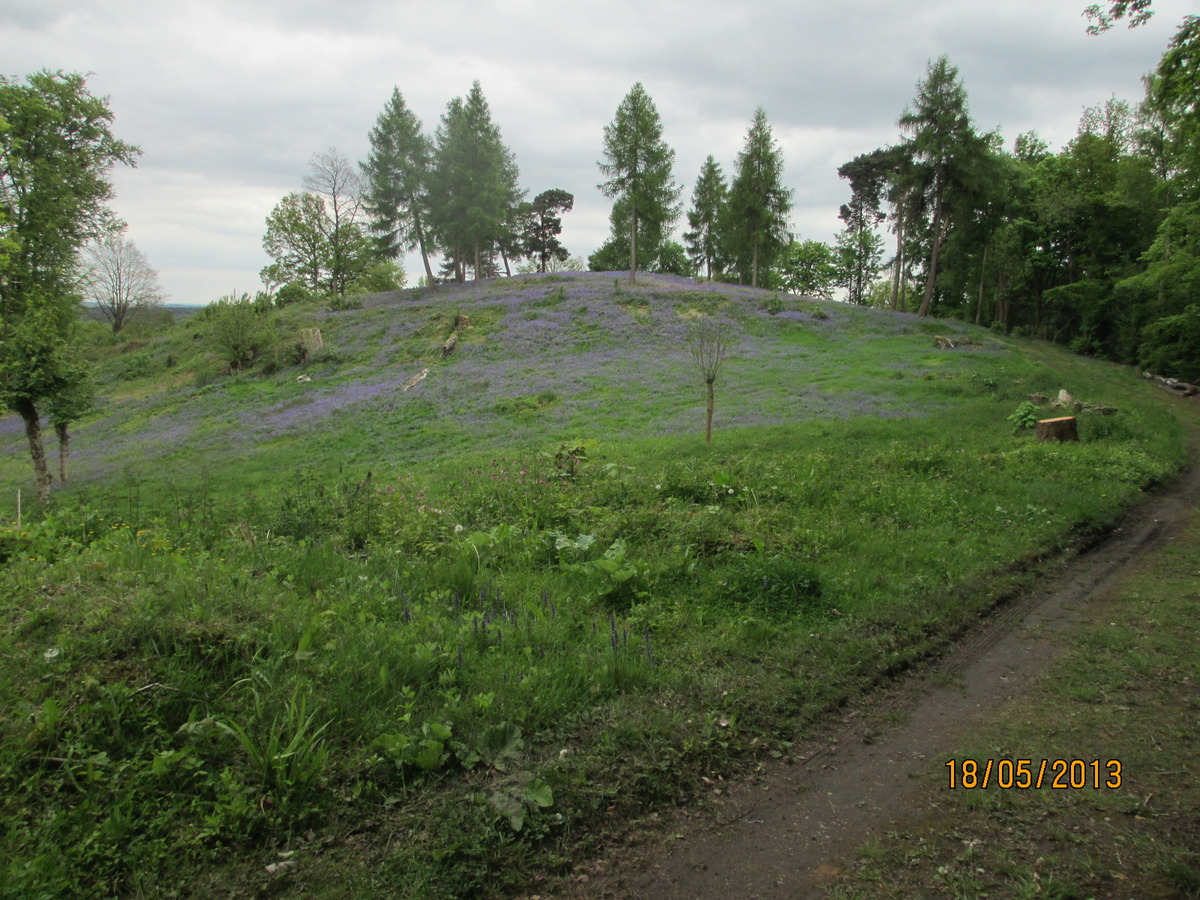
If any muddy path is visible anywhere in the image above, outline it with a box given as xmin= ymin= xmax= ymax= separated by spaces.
xmin=558 ymin=398 xmax=1199 ymax=900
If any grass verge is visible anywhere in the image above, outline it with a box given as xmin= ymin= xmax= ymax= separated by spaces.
xmin=829 ymin=499 xmax=1200 ymax=900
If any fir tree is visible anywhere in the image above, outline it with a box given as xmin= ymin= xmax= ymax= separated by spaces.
xmin=431 ymin=82 xmax=523 ymax=282
xmin=684 ymin=156 xmax=728 ymax=280
xmin=361 ymin=87 xmax=438 ymax=287
xmin=597 ymin=83 xmax=681 ymax=284
xmin=723 ymin=108 xmax=792 ymax=288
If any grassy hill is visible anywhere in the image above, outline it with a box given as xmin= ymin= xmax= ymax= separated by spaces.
xmin=0 ymin=273 xmax=1187 ymax=898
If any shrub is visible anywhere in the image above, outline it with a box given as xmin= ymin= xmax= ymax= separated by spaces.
xmin=1007 ymin=401 xmax=1040 ymax=431
xmin=200 ymin=294 xmax=278 ymax=371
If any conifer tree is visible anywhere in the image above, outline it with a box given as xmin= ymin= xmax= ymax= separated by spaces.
xmin=362 ymin=87 xmax=437 ymax=287
xmin=684 ymin=156 xmax=728 ymax=280
xmin=898 ymin=56 xmax=987 ymax=316
xmin=430 ymin=82 xmax=523 ymax=282
xmin=723 ymin=108 xmax=792 ymax=288
xmin=598 ymin=83 xmax=681 ymax=284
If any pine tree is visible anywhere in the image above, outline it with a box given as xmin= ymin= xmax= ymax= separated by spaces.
xmin=597 ymin=83 xmax=681 ymax=284
xmin=362 ymin=87 xmax=437 ymax=287
xmin=684 ymin=156 xmax=728 ymax=280
xmin=898 ymin=56 xmax=987 ymax=316
xmin=723 ymin=108 xmax=792 ymax=288
xmin=431 ymin=82 xmax=523 ymax=282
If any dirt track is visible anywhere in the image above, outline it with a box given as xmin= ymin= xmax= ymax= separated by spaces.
xmin=560 ymin=398 xmax=1199 ymax=900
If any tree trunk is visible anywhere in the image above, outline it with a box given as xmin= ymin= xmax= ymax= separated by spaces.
xmin=705 ymin=379 xmax=715 ymax=444
xmin=56 ymin=422 xmax=70 ymax=484
xmin=474 ymin=239 xmax=482 ymax=282
xmin=16 ymin=399 xmax=52 ymax=503
xmin=1036 ymin=416 xmax=1079 ymax=442
xmin=975 ymin=242 xmax=989 ymax=325
xmin=629 ymin=207 xmax=638 ymax=284
xmin=917 ymin=193 xmax=945 ymax=317
xmin=890 ymin=217 xmax=905 ymax=311
xmin=500 ymin=245 xmax=511 ymax=277
xmin=751 ymin=238 xmax=759 ymax=289
xmin=412 ymin=205 xmax=437 ymax=289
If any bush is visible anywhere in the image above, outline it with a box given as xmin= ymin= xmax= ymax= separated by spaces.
xmin=200 ymin=293 xmax=278 ymax=371
xmin=275 ymin=281 xmax=313 ymax=307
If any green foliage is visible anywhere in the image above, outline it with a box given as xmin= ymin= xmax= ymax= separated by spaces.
xmin=198 ymin=293 xmax=278 ymax=371
xmin=598 ymin=83 xmax=682 ymax=283
xmin=0 ymin=273 xmax=1190 ymax=896
xmin=348 ymin=259 xmax=407 ymax=296
xmin=684 ymin=155 xmax=729 ymax=279
xmin=262 ymin=150 xmax=376 ymax=297
xmin=723 ymin=108 xmax=792 ymax=288
xmin=1007 ymin=400 xmax=1040 ymax=430
xmin=522 ymin=188 xmax=574 ymax=273
xmin=430 ymin=82 xmax=523 ymax=282
xmin=218 ymin=678 xmax=330 ymax=817
xmin=362 ymin=86 xmax=436 ymax=284
xmin=725 ymin=555 xmax=823 ymax=617
xmin=779 ymin=238 xmax=838 ymax=299
xmin=0 ymin=71 xmax=138 ymax=500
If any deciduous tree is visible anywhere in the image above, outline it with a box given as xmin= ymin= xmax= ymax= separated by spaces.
xmin=79 ymin=233 xmax=167 ymax=333
xmin=262 ymin=149 xmax=374 ymax=297
xmin=0 ymin=71 xmax=138 ymax=501
xmin=687 ymin=318 xmax=732 ymax=445
xmin=778 ymin=238 xmax=838 ymax=299
xmin=598 ymin=83 xmax=681 ymax=284
xmin=1085 ymin=0 xmax=1153 ymax=34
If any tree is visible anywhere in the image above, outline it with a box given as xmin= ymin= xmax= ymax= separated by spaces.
xmin=1143 ymin=15 xmax=1200 ymax=200
xmin=598 ymin=83 xmax=681 ymax=284
xmin=684 ymin=156 xmax=728 ymax=280
xmin=523 ymin=189 xmax=574 ymax=272
xmin=79 ymin=233 xmax=167 ymax=333
xmin=0 ymin=71 xmax=138 ymax=502
xmin=362 ymin=87 xmax=438 ymax=287
xmin=723 ymin=108 xmax=792 ymax=288
xmin=262 ymin=149 xmax=374 ymax=297
xmin=898 ymin=56 xmax=988 ymax=316
xmin=778 ymin=238 xmax=838 ymax=298
xmin=835 ymin=226 xmax=886 ymax=305
xmin=304 ymin=148 xmax=373 ymax=297
xmin=1085 ymin=0 xmax=1154 ymax=34
xmin=687 ymin=318 xmax=732 ymax=445
xmin=262 ymin=192 xmax=332 ymax=291
xmin=430 ymin=82 xmax=523 ymax=282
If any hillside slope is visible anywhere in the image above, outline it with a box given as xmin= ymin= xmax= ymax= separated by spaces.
xmin=0 ymin=273 xmax=1188 ymax=899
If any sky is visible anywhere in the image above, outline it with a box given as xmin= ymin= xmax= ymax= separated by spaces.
xmin=3 ymin=0 xmax=1194 ymax=305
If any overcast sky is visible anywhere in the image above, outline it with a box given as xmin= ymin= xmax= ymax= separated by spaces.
xmin=3 ymin=0 xmax=1194 ymax=305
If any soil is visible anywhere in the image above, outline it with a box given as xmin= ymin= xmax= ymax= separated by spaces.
xmin=555 ymin=396 xmax=1200 ymax=900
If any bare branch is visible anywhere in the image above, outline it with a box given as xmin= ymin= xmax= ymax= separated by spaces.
xmin=79 ymin=233 xmax=167 ymax=333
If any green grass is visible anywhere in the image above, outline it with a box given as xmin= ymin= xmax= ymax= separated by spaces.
xmin=0 ymin=274 xmax=1189 ymax=897
xmin=827 ymin=500 xmax=1200 ymax=900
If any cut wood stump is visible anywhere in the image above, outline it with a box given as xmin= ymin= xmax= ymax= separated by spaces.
xmin=1037 ymin=416 xmax=1079 ymax=442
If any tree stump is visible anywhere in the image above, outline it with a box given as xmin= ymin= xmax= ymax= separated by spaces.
xmin=1036 ymin=416 xmax=1079 ymax=442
